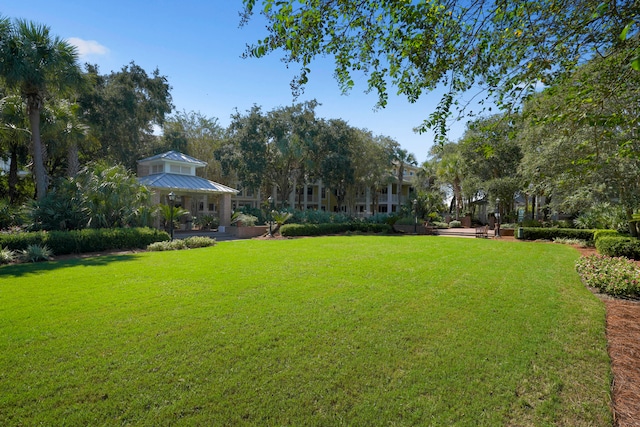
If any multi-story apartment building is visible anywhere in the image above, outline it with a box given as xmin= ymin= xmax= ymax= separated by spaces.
xmin=230 ymin=162 xmax=421 ymax=217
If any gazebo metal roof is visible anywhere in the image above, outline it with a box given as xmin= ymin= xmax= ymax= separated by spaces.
xmin=138 ymin=150 xmax=207 ymax=167
xmin=138 ymin=173 xmax=238 ymax=194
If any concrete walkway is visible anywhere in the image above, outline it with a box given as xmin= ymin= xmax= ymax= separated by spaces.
xmin=174 ymin=227 xmax=505 ymax=241
xmin=173 ymin=229 xmax=240 ymax=242
xmin=436 ymin=227 xmax=499 ymax=239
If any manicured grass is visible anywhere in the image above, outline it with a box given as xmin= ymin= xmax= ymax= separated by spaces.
xmin=0 ymin=236 xmax=611 ymax=425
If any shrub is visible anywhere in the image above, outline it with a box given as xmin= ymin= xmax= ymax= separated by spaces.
xmin=147 ymin=241 xmax=175 ymax=251
xmin=194 ymin=214 xmax=219 ymax=230
xmin=365 ymin=213 xmax=395 ymax=224
xmin=394 ymin=216 xmax=417 ymax=226
xmin=29 ymin=163 xmax=154 ymax=231
xmin=0 ymin=200 xmax=26 ymax=230
xmin=573 ymin=203 xmax=628 ymax=232
xmin=449 ymin=220 xmax=462 ymax=228
xmin=182 ymin=236 xmax=217 ymax=248
xmin=0 ymin=246 xmax=16 ymax=264
xmin=20 ymin=244 xmax=52 ymax=263
xmin=231 ymin=213 xmax=258 ymax=227
xmin=553 ymin=237 xmax=590 ymax=247
xmin=593 ymin=229 xmax=620 ymax=242
xmin=280 ymin=222 xmax=392 ymax=237
xmin=0 ymin=228 xmax=169 ymax=255
xmin=147 ymin=236 xmax=216 ymax=251
xmin=431 ymin=221 xmax=449 ymax=229
xmin=576 ymin=254 xmax=640 ymax=297
xmin=517 ymin=227 xmax=596 ymax=241
xmin=596 ymin=236 xmax=640 ymax=260
xmin=0 ymin=230 xmax=47 ymax=251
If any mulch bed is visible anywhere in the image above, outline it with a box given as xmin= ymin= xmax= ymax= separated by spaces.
xmin=574 ymin=246 xmax=640 ymax=427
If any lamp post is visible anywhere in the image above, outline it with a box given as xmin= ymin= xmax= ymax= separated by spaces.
xmin=267 ymin=196 xmax=273 ymax=237
xmin=413 ymin=199 xmax=418 ymax=234
xmin=168 ymin=191 xmax=176 ymax=241
xmin=495 ymin=197 xmax=501 ymax=238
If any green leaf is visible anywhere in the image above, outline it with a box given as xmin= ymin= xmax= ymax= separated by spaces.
xmin=620 ymin=22 xmax=632 ymax=41
xmin=631 ymin=56 xmax=640 ymax=71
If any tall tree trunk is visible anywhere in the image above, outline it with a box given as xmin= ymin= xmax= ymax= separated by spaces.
xmin=67 ymin=142 xmax=79 ymax=177
xmin=397 ymin=165 xmax=404 ymax=210
xmin=626 ymin=207 xmax=638 ymax=238
xmin=27 ymin=100 xmax=48 ymax=200
xmin=8 ymin=147 xmax=19 ymax=204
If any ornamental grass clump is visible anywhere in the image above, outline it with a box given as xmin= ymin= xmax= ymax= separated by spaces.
xmin=553 ymin=237 xmax=590 ymax=247
xmin=576 ymin=254 xmax=640 ymax=298
xmin=20 ymin=244 xmax=53 ymax=263
xmin=0 ymin=246 xmax=15 ymax=264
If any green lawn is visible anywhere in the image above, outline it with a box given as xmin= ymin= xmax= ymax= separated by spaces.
xmin=0 ymin=236 xmax=611 ymax=426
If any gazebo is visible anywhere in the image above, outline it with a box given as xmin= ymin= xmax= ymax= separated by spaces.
xmin=137 ymin=151 xmax=238 ymax=228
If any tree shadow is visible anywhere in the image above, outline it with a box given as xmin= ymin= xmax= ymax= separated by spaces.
xmin=0 ymin=253 xmax=142 ymax=278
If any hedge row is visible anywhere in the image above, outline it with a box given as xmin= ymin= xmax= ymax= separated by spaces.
xmin=280 ymin=222 xmax=392 ymax=237
xmin=596 ymin=236 xmax=640 ymax=260
xmin=0 ymin=228 xmax=170 ymax=255
xmin=517 ymin=227 xmax=597 ymax=241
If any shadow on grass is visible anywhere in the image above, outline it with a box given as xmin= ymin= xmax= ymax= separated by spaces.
xmin=0 ymin=253 xmax=142 ymax=278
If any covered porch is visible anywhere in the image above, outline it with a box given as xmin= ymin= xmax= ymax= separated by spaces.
xmin=139 ymin=173 xmax=238 ymax=230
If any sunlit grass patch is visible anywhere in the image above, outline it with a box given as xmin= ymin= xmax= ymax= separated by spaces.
xmin=0 ymin=236 xmax=612 ymax=425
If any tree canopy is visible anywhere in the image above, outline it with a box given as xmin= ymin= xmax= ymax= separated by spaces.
xmin=79 ymin=62 xmax=173 ymax=170
xmin=0 ymin=17 xmax=82 ymax=200
xmin=241 ymin=0 xmax=639 ymax=137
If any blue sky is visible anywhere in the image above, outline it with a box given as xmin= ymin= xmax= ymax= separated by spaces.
xmin=4 ymin=1 xmax=472 ymax=163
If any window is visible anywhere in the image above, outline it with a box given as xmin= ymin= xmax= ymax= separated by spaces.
xmin=151 ymin=164 xmax=163 ymax=174
xmin=169 ymin=165 xmax=191 ymax=175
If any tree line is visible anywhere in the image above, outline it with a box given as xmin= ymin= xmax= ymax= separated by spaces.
xmin=0 ymin=15 xmax=428 ymax=225
xmin=426 ymin=45 xmax=640 ymax=235
xmin=2 ymin=4 xmax=639 ymax=234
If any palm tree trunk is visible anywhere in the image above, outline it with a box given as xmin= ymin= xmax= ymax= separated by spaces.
xmin=27 ymin=102 xmax=48 ymax=200
xmin=67 ymin=142 xmax=79 ymax=177
xmin=8 ymin=147 xmax=18 ymax=204
xmin=397 ymin=165 xmax=404 ymax=210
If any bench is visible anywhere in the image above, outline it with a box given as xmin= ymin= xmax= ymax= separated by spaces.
xmin=475 ymin=225 xmax=489 ymax=238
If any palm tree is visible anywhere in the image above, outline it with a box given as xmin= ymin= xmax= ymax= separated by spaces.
xmin=392 ymin=145 xmax=417 ymax=211
xmin=0 ymin=94 xmax=30 ymax=204
xmin=42 ymin=99 xmax=90 ymax=178
xmin=431 ymin=144 xmax=465 ymax=220
xmin=0 ymin=17 xmax=82 ymax=200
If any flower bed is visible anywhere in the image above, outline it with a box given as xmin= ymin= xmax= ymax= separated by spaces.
xmin=575 ymin=254 xmax=640 ymax=298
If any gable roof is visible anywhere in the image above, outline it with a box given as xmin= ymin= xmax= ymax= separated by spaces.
xmin=138 ymin=173 xmax=238 ymax=194
xmin=137 ymin=150 xmax=207 ymax=167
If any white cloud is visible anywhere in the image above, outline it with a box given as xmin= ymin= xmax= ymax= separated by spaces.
xmin=67 ymin=37 xmax=110 ymax=58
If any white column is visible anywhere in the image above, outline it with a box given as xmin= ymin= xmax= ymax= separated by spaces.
xmin=365 ymin=188 xmax=371 ymax=217
xmin=219 ymin=193 xmax=232 ymax=226
xmin=303 ymin=183 xmax=308 ymax=211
